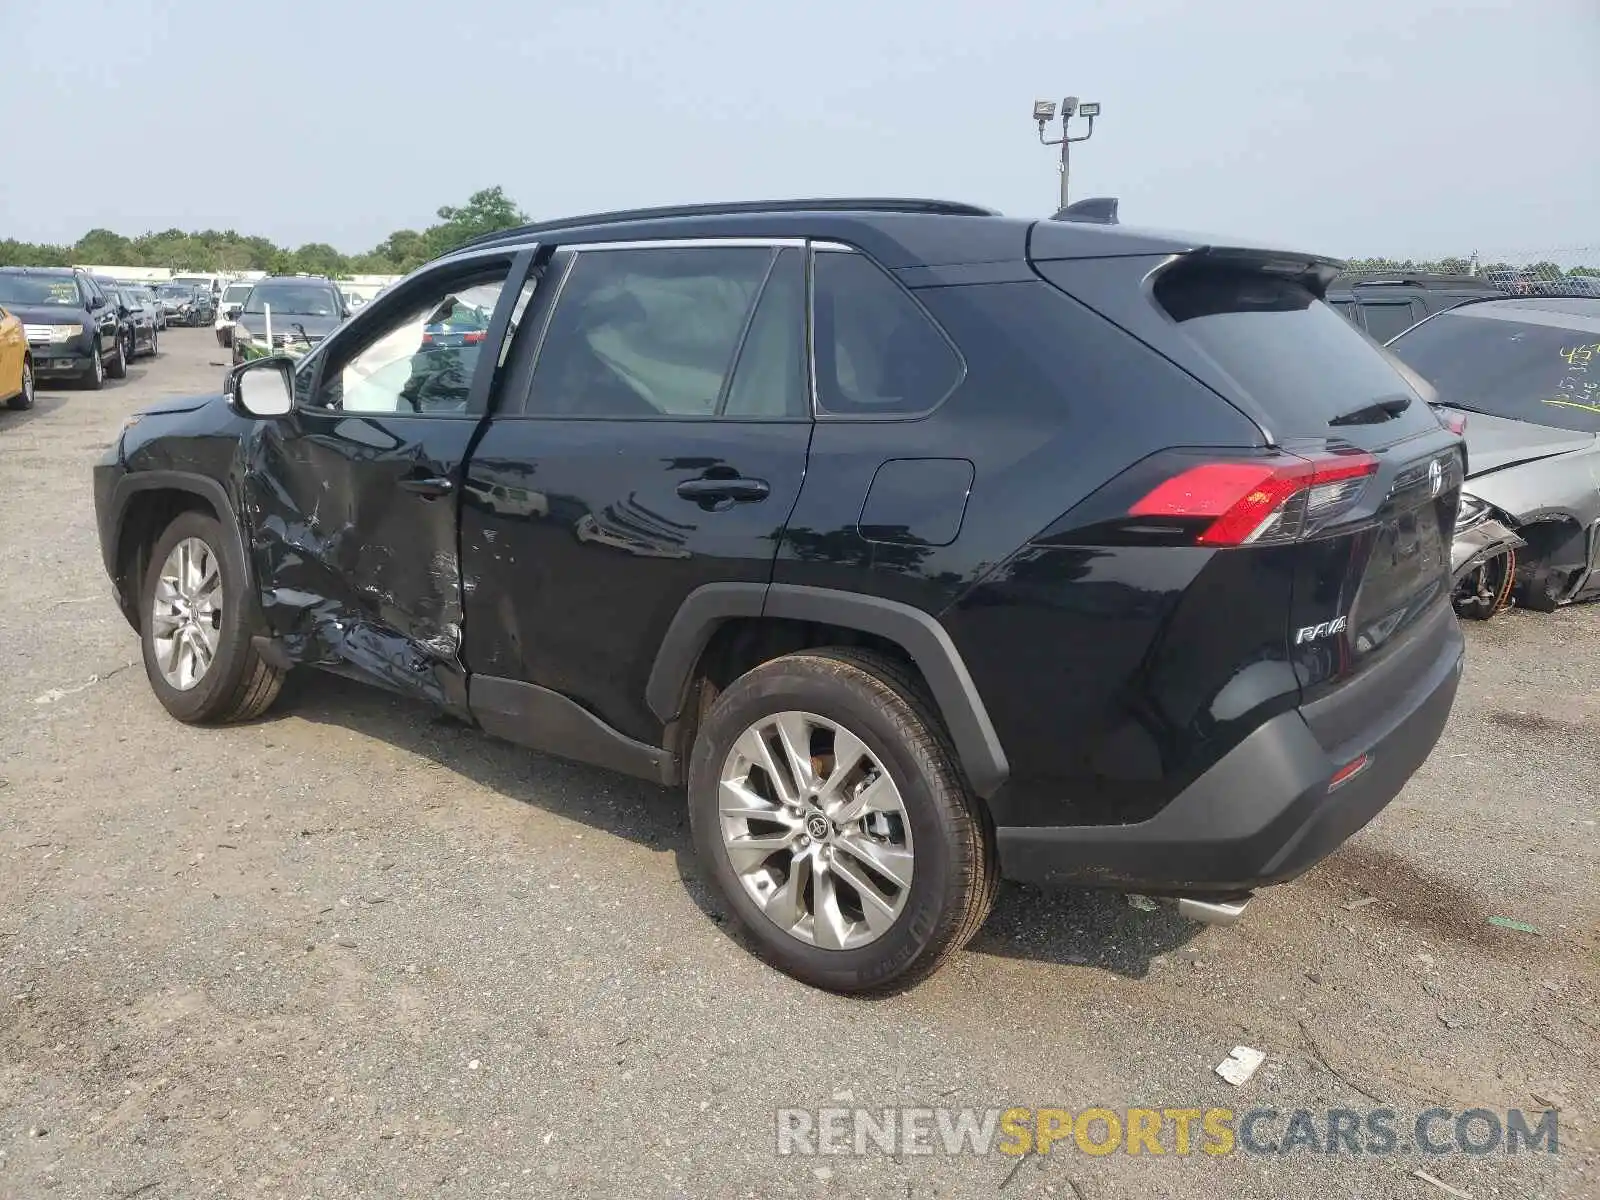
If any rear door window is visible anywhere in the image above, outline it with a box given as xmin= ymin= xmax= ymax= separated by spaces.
xmin=1153 ymin=268 xmax=1440 ymax=443
xmin=1387 ymin=303 xmax=1600 ymax=432
xmin=525 ymin=245 xmax=772 ymax=418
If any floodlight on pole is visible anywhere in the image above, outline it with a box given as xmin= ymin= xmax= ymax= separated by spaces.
xmin=1034 ymin=94 xmax=1103 ymax=210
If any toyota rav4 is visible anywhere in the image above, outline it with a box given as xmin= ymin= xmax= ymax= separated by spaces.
xmin=92 ymin=198 xmax=1465 ymax=992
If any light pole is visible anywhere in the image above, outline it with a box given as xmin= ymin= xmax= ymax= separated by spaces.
xmin=1034 ymin=97 xmax=1101 ymax=210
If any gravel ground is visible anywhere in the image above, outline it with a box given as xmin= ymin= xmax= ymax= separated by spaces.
xmin=1 ymin=328 xmax=1596 ymax=1199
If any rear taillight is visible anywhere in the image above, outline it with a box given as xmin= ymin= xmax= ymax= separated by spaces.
xmin=1130 ymin=451 xmax=1378 ymax=547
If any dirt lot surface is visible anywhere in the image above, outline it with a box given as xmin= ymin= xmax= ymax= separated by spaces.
xmin=2 ymin=328 xmax=1597 ymax=1199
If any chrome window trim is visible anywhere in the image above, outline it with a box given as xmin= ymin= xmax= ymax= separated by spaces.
xmin=561 ymin=237 xmax=809 ymax=253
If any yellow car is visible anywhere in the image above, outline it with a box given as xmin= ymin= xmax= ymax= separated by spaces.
xmin=0 ymin=305 xmax=34 ymax=411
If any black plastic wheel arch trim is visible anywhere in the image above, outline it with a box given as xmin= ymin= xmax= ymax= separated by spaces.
xmin=647 ymin=581 xmax=1009 ymax=799
xmin=109 ymin=471 xmax=257 ymax=605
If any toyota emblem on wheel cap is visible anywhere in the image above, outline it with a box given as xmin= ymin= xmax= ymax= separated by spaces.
xmin=805 ymin=812 xmax=831 ymax=841
xmin=1428 ymin=459 xmax=1443 ymax=498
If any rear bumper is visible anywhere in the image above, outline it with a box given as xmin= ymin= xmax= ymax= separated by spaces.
xmin=997 ymin=601 xmax=1464 ymax=894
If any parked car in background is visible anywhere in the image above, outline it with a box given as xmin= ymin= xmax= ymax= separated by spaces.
xmin=126 ymin=283 xmax=168 ymax=329
xmin=420 ymin=297 xmax=491 ymax=348
xmin=155 ymin=283 xmax=210 ymax=327
xmin=170 ymin=274 xmax=223 ymax=303
xmin=94 ymin=198 xmax=1467 ymax=992
xmin=1327 ymin=272 xmax=1504 ymax=343
xmin=215 ymin=281 xmax=254 ymax=347
xmin=109 ymin=283 xmax=160 ymax=359
xmin=230 ymin=276 xmax=349 ymax=365
xmin=1387 ymin=296 xmax=1600 ymax=613
xmin=0 ymin=303 xmax=34 ymax=410
xmin=93 ymin=278 xmax=154 ymax=363
xmin=0 ymin=266 xmax=127 ymax=387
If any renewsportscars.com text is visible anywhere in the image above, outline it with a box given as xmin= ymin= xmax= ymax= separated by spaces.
xmin=775 ymin=1106 xmax=1559 ymax=1158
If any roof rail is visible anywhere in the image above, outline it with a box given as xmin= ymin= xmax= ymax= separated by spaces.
xmin=451 ymin=197 xmax=999 ymax=252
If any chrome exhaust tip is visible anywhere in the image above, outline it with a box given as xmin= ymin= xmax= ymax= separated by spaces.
xmin=1175 ymin=894 xmax=1253 ymax=926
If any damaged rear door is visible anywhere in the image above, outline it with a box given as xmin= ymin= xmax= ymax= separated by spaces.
xmin=245 ymin=247 xmax=537 ymax=712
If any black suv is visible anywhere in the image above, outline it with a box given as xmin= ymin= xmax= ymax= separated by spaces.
xmin=0 ymin=266 xmax=129 ymax=387
xmin=1327 ymin=272 xmax=1504 ymax=342
xmin=92 ymin=199 xmax=1465 ymax=992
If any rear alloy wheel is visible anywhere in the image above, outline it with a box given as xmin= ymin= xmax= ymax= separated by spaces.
xmin=140 ymin=511 xmax=286 ymax=723
xmin=6 ymin=358 xmax=33 ymax=410
xmin=689 ymin=649 xmax=996 ymax=993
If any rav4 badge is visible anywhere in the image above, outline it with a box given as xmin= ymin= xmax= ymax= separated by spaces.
xmin=1295 ymin=616 xmax=1349 ymax=645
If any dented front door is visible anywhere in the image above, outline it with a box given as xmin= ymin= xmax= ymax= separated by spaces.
xmin=243 ymin=252 xmax=534 ymax=712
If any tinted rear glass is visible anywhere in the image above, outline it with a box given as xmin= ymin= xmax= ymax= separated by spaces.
xmin=1358 ymin=300 xmax=1419 ymax=343
xmin=1154 ymin=269 xmax=1436 ymax=440
xmin=1387 ymin=304 xmax=1600 ymax=433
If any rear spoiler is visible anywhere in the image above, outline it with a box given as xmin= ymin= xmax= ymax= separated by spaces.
xmin=1051 ymin=197 xmax=1119 ymax=224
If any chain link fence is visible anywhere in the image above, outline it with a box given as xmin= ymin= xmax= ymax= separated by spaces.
xmin=1336 ymin=247 xmax=1600 ymax=297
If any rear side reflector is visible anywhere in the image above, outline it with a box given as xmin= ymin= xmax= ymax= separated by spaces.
xmin=1328 ymin=753 xmax=1371 ymax=790
xmin=1129 ymin=451 xmax=1378 ymax=546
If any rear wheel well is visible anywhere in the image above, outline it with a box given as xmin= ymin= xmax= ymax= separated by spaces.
xmin=113 ymin=489 xmax=220 ymax=627
xmin=670 ymin=617 xmax=931 ymax=765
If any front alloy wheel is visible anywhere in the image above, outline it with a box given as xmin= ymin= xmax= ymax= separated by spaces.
xmin=139 ymin=511 xmax=287 ymax=723
xmin=150 ymin=536 xmax=223 ymax=689
xmin=719 ymin=711 xmax=914 ymax=950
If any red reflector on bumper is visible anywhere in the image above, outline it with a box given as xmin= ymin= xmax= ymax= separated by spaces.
xmin=1328 ymin=754 xmax=1371 ymax=790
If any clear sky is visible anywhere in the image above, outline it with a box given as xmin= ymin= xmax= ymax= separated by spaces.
xmin=2 ymin=0 xmax=1595 ymax=261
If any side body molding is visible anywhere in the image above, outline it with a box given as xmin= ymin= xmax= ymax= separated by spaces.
xmin=647 ymin=581 xmax=1009 ymax=799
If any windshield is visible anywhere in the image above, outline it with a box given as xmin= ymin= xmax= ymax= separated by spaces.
xmin=244 ymin=284 xmax=341 ymax=317
xmin=0 ymin=275 xmax=82 ymax=307
xmin=127 ymin=288 xmax=154 ymax=304
xmin=1388 ymin=303 xmax=1600 ymax=434
xmin=157 ymin=285 xmax=195 ymax=299
xmin=223 ymin=284 xmax=252 ymax=304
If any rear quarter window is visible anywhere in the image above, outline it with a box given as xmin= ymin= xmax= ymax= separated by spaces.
xmin=1153 ymin=268 xmax=1438 ymax=440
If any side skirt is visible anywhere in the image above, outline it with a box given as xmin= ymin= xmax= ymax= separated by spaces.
xmin=468 ymin=674 xmax=680 ymax=787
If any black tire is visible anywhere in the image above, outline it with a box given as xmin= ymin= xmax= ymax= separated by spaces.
xmin=688 ymin=648 xmax=996 ymax=994
xmin=139 ymin=510 xmax=286 ymax=724
xmin=147 ymin=327 xmax=158 ymax=358
xmin=5 ymin=356 xmax=33 ymax=410
xmin=106 ymin=335 xmax=128 ymax=380
xmin=1515 ymin=562 xmax=1565 ymax=613
xmin=83 ymin=343 xmax=105 ymax=390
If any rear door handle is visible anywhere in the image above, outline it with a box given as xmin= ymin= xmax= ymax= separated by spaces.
xmin=676 ymin=476 xmax=770 ymax=504
xmin=400 ymin=476 xmax=455 ymax=498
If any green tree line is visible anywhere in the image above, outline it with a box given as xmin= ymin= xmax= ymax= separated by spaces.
xmin=0 ymin=186 xmax=527 ymax=276
xmin=4 ymin=192 xmax=1595 ymax=280
xmin=1343 ymin=256 xmax=1598 ymax=278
